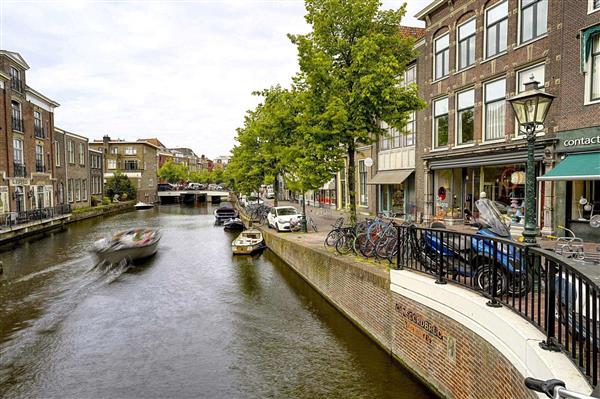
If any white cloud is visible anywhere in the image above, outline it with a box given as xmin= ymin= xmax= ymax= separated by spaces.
xmin=1 ymin=0 xmax=424 ymax=158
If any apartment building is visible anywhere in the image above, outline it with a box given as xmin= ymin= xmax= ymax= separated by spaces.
xmin=63 ymin=130 xmax=90 ymax=209
xmin=53 ymin=128 xmax=67 ymax=205
xmin=90 ymin=136 xmax=158 ymax=203
xmin=413 ymin=0 xmax=559 ymax=232
xmin=0 ymin=50 xmax=60 ymax=213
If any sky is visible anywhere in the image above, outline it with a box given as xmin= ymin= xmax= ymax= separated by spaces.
xmin=0 ymin=0 xmax=428 ymax=158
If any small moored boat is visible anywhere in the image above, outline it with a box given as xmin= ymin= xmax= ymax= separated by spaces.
xmin=232 ymin=229 xmax=265 ymax=255
xmin=135 ymin=202 xmax=154 ymax=210
xmin=223 ymin=218 xmax=245 ymax=231
xmin=92 ymin=228 xmax=161 ymax=264
xmin=214 ymin=206 xmax=239 ymax=224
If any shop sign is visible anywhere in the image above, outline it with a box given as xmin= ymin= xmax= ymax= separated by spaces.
xmin=9 ymin=178 xmax=30 ymax=186
xmin=557 ymin=128 xmax=600 ymax=153
xmin=395 ymin=303 xmax=445 ymax=343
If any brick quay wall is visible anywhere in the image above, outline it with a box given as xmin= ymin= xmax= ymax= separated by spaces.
xmin=261 ymin=229 xmax=584 ymax=399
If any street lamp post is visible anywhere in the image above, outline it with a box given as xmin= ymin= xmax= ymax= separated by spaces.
xmin=508 ymin=77 xmax=555 ymax=245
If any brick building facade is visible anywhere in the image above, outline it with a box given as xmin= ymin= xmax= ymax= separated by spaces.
xmin=64 ymin=131 xmax=91 ymax=209
xmin=89 ymin=148 xmax=104 ymax=204
xmin=90 ymin=136 xmax=158 ymax=203
xmin=0 ymin=50 xmax=59 ymax=214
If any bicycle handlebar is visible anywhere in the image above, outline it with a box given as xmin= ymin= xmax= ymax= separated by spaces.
xmin=525 ymin=378 xmax=565 ymax=398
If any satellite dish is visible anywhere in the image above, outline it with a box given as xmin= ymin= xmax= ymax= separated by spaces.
xmin=364 ymin=157 xmax=373 ymax=167
xmin=591 ymin=215 xmax=600 ymax=229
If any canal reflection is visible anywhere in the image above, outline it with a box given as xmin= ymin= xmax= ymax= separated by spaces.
xmin=0 ymin=205 xmax=435 ymax=399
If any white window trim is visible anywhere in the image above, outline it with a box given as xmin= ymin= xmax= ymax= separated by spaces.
xmin=454 ymin=87 xmax=475 ymax=147
xmin=514 ymin=62 xmax=547 ymax=137
xmin=456 ymin=17 xmax=477 ymax=72
xmin=433 ymin=33 xmax=450 ymax=82
xmin=483 ymin=0 xmax=508 ymax=62
xmin=585 ymin=34 xmax=600 ymax=106
xmin=517 ymin=0 xmax=548 ymax=46
xmin=589 ymin=0 xmax=600 ymax=14
xmin=482 ymin=76 xmax=507 ymax=143
xmin=432 ymin=96 xmax=449 ymax=150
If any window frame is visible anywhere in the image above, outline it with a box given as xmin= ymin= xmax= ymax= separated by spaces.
xmin=590 ymin=34 xmax=600 ymax=102
xmin=433 ymin=33 xmax=450 ymax=81
xmin=67 ymin=140 xmax=75 ymax=164
xmin=485 ymin=0 xmax=508 ymax=60
xmin=455 ymin=88 xmax=475 ymax=146
xmin=457 ymin=18 xmax=476 ymax=71
xmin=54 ymin=141 xmax=61 ymax=167
xmin=515 ymin=62 xmax=546 ymax=135
xmin=13 ymin=138 xmax=23 ymax=163
xmin=124 ymin=146 xmax=137 ymax=155
xmin=432 ymin=97 xmax=449 ymax=149
xmin=482 ymin=77 xmax=507 ymax=142
xmin=519 ymin=0 xmax=548 ymax=45
xmin=358 ymin=160 xmax=368 ymax=207
xmin=124 ymin=159 xmax=139 ymax=171
xmin=589 ymin=0 xmax=600 ymax=13
xmin=68 ymin=179 xmax=74 ymax=203
xmin=79 ymin=143 xmax=85 ymax=165
xmin=108 ymin=159 xmax=117 ymax=170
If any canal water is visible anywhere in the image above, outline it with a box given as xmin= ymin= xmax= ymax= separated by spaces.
xmin=0 ymin=205 xmax=435 ymax=399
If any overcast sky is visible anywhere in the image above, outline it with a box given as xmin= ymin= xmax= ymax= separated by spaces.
xmin=0 ymin=0 xmax=427 ymax=158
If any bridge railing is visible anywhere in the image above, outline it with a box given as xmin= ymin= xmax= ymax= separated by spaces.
xmin=395 ymin=224 xmax=600 ymax=387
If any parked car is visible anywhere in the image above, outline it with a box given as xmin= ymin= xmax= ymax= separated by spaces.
xmin=240 ymin=195 xmax=264 ymax=207
xmin=208 ymin=184 xmax=218 ymax=191
xmin=186 ymin=182 xmax=205 ymax=190
xmin=158 ymin=183 xmax=175 ymax=191
xmin=265 ymin=185 xmax=275 ymax=199
xmin=267 ymin=206 xmax=302 ymax=232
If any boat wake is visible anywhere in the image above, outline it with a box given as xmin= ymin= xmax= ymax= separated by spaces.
xmin=0 ymin=257 xmax=133 ymax=393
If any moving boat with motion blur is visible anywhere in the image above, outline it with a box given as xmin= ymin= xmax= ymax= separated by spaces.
xmin=92 ymin=228 xmax=161 ymax=264
xmin=134 ymin=202 xmax=154 ymax=210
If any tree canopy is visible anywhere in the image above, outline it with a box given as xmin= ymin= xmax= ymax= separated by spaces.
xmin=105 ymin=171 xmax=137 ymax=201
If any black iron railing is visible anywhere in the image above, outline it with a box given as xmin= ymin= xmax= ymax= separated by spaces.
xmin=11 ymin=78 xmax=23 ymax=92
xmin=12 ymin=117 xmax=24 ymax=132
xmin=35 ymin=161 xmax=46 ymax=172
xmin=395 ymin=224 xmax=600 ymax=388
xmin=34 ymin=125 xmax=45 ymax=138
xmin=13 ymin=162 xmax=26 ymax=177
xmin=1 ymin=204 xmax=72 ymax=227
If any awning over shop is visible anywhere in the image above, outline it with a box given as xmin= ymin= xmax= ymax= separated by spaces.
xmin=538 ymin=152 xmax=600 ymax=181
xmin=367 ymin=169 xmax=413 ymax=185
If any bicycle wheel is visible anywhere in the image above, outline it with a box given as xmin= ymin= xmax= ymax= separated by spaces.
xmin=325 ymin=230 xmax=341 ymax=247
xmin=335 ymin=233 xmax=354 ymax=255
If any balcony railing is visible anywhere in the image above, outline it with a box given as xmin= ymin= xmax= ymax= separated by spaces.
xmin=394 ymin=224 xmax=600 ymax=388
xmin=10 ymin=78 xmax=23 ymax=93
xmin=1 ymin=204 xmax=72 ymax=227
xmin=13 ymin=162 xmax=26 ymax=177
xmin=34 ymin=125 xmax=45 ymax=138
xmin=35 ymin=161 xmax=46 ymax=173
xmin=12 ymin=117 xmax=24 ymax=132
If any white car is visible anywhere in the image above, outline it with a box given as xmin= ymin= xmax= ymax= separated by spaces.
xmin=240 ymin=195 xmax=264 ymax=207
xmin=267 ymin=206 xmax=302 ymax=232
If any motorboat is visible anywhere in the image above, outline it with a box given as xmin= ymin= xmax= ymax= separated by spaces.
xmin=232 ymin=229 xmax=265 ymax=255
xmin=214 ymin=206 xmax=238 ymax=224
xmin=134 ymin=202 xmax=154 ymax=210
xmin=92 ymin=228 xmax=160 ymax=264
xmin=223 ymin=218 xmax=245 ymax=231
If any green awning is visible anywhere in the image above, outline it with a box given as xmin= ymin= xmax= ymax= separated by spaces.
xmin=538 ymin=152 xmax=600 ymax=181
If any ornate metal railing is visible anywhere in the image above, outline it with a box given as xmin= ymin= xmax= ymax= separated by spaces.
xmin=34 ymin=124 xmax=45 ymax=138
xmin=35 ymin=161 xmax=46 ymax=173
xmin=395 ymin=224 xmax=600 ymax=387
xmin=10 ymin=78 xmax=23 ymax=93
xmin=1 ymin=204 xmax=72 ymax=227
xmin=12 ymin=117 xmax=24 ymax=132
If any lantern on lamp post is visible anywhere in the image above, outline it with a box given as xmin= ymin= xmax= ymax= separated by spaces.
xmin=507 ymin=76 xmax=555 ymax=244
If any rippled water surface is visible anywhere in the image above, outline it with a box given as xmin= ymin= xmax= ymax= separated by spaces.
xmin=0 ymin=205 xmax=435 ymax=399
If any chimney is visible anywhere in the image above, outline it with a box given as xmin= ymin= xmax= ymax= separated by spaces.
xmin=103 ymin=135 xmax=111 ymax=146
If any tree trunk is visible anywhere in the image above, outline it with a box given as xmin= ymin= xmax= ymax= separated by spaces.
xmin=347 ymin=140 xmax=357 ymax=225
xmin=273 ymin=173 xmax=279 ymax=207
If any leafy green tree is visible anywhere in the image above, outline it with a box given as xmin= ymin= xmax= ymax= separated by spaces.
xmin=105 ymin=171 xmax=137 ymax=201
xmin=212 ymin=168 xmax=224 ymax=184
xmin=289 ymin=0 xmax=426 ymax=223
xmin=189 ymin=169 xmax=213 ymax=184
xmin=158 ymin=160 xmax=189 ymax=183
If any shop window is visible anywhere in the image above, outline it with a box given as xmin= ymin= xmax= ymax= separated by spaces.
xmin=483 ymin=78 xmax=506 ymax=141
xmin=359 ymin=160 xmax=368 ymax=206
xmin=516 ymin=63 xmax=546 ymax=134
xmin=434 ymin=33 xmax=449 ymax=80
xmin=570 ymin=180 xmax=600 ymax=221
xmin=520 ymin=0 xmax=547 ymax=44
xmin=433 ymin=97 xmax=449 ymax=148
xmin=457 ymin=19 xmax=476 ymax=70
xmin=485 ymin=1 xmax=508 ymax=58
xmin=456 ymin=89 xmax=475 ymax=145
